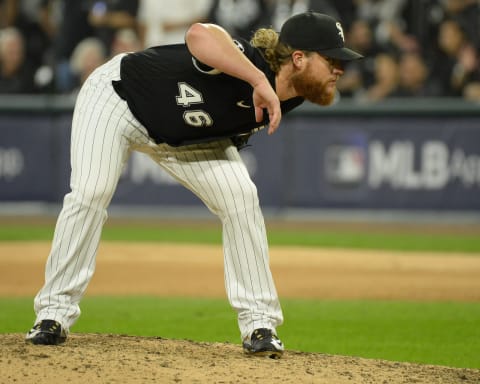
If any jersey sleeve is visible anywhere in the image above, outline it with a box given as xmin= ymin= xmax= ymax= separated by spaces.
xmin=191 ymin=37 xmax=256 ymax=75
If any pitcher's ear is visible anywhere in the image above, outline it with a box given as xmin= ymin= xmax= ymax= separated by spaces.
xmin=291 ymin=50 xmax=306 ymax=68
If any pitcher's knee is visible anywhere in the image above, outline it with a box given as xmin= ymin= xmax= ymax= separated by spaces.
xmin=216 ymin=180 xmax=260 ymax=218
xmin=64 ymin=187 xmax=111 ymax=213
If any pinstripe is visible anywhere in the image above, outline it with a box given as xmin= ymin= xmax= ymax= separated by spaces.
xmin=235 ymin=159 xmax=278 ymax=308
xmin=203 ymin=147 xmax=252 ymax=324
xmin=65 ymin=97 xmax=125 ymax=320
xmin=34 ymin=54 xmax=135 ymax=327
xmin=143 ymin=141 xmax=282 ymax=339
xmin=54 ymin=79 xmax=107 ymax=260
xmin=189 ymin=148 xmax=249 ymax=320
xmin=222 ymin=149 xmax=280 ymax=334
xmin=203 ymin=149 xmax=250 ymax=318
xmin=50 ymin=88 xmax=115 ymax=298
xmin=48 ymin=81 xmax=102 ymax=273
xmin=157 ymin=145 xmax=251 ymax=319
xmin=41 ymin=73 xmax=107 ymax=316
xmin=211 ymin=148 xmax=260 ymax=330
xmin=226 ymin=154 xmax=274 ymax=302
xmin=32 ymin=53 xmax=283 ymax=341
xmin=56 ymin=94 xmax=118 ymax=290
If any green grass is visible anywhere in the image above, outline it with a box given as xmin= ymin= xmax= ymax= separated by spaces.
xmin=2 ymin=222 xmax=479 ymax=369
xmin=2 ymin=297 xmax=479 ymax=369
xmin=1 ymin=224 xmax=480 ymax=253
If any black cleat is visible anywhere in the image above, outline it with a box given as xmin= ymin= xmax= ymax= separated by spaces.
xmin=25 ymin=320 xmax=67 ymax=345
xmin=242 ymin=328 xmax=284 ymax=359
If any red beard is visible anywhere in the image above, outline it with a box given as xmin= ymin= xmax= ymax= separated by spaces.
xmin=291 ymin=65 xmax=336 ymax=106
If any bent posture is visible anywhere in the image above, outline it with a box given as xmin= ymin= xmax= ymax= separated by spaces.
xmin=26 ymin=12 xmax=362 ymax=358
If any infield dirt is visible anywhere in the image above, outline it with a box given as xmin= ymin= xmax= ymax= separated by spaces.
xmin=1 ymin=241 xmax=479 ymax=384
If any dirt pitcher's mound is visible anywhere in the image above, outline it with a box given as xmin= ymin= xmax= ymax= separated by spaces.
xmin=1 ymin=334 xmax=479 ymax=384
xmin=2 ymin=241 xmax=480 ymax=383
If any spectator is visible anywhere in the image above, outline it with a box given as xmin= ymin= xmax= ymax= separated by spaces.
xmin=137 ymin=0 xmax=211 ymax=47
xmin=0 ymin=0 xmax=56 ymax=71
xmin=269 ymin=0 xmax=340 ymax=31
xmin=354 ymin=0 xmax=419 ymax=53
xmin=463 ymin=81 xmax=480 ymax=102
xmin=442 ymin=0 xmax=479 ymax=48
xmin=337 ymin=19 xmax=378 ymax=98
xmin=1 ymin=0 xmax=478 ymax=99
xmin=392 ymin=52 xmax=441 ymax=97
xmin=0 ymin=26 xmax=36 ymax=93
xmin=357 ymin=52 xmax=399 ymax=103
xmin=207 ymin=0 xmax=270 ymax=40
xmin=431 ymin=18 xmax=478 ymax=97
xmin=51 ymin=0 xmax=92 ymax=93
xmin=110 ymin=28 xmax=141 ymax=56
xmin=0 ymin=0 xmax=16 ymax=28
xmin=69 ymin=37 xmax=106 ymax=94
xmin=404 ymin=0 xmax=445 ymax=58
xmin=88 ymin=0 xmax=139 ymax=55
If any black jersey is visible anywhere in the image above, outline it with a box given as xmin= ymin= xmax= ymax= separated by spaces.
xmin=112 ymin=39 xmax=304 ymax=146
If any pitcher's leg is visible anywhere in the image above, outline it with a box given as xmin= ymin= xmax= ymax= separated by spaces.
xmin=148 ymin=140 xmax=283 ymax=340
xmin=33 ymin=75 xmax=133 ymax=332
xmin=221 ymin=184 xmax=283 ymax=340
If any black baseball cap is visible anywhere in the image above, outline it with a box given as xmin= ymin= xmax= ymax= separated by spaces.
xmin=279 ymin=12 xmax=363 ymax=61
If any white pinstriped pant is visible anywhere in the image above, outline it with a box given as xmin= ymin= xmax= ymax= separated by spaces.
xmin=33 ymin=54 xmax=283 ymax=340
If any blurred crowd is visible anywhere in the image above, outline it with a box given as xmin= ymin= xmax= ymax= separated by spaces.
xmin=0 ymin=0 xmax=479 ymax=102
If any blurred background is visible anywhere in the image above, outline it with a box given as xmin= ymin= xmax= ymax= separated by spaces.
xmin=1 ymin=0 xmax=479 ymax=223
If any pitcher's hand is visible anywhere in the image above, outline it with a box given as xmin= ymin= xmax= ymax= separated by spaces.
xmin=252 ymin=78 xmax=282 ymax=135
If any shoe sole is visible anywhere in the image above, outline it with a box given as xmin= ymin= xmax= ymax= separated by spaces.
xmin=26 ymin=333 xmax=66 ymax=345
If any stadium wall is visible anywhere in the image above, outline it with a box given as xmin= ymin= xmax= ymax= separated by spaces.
xmin=1 ymin=95 xmax=479 ymax=218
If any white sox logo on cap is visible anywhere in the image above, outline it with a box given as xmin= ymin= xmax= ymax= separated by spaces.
xmin=336 ymin=22 xmax=345 ymax=42
xmin=279 ymin=12 xmax=363 ymax=61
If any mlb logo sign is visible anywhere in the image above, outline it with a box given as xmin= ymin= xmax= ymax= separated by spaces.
xmin=324 ymin=145 xmax=366 ymax=186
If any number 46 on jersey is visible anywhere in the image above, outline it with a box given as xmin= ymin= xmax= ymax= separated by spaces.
xmin=176 ymin=82 xmax=213 ymax=128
